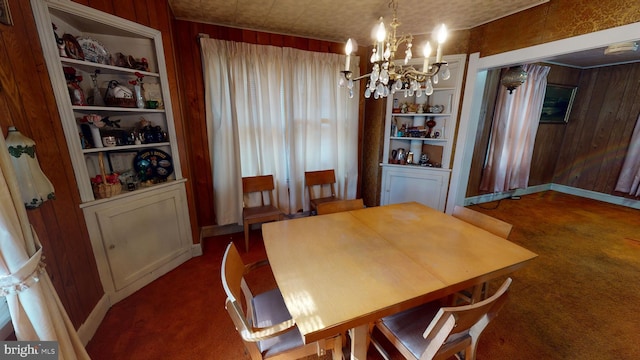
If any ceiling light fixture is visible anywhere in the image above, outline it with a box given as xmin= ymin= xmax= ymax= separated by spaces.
xmin=604 ymin=41 xmax=638 ymax=55
xmin=501 ymin=65 xmax=528 ymax=94
xmin=338 ymin=0 xmax=450 ymax=99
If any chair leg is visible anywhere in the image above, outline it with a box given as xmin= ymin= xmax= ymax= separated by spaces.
xmin=331 ymin=335 xmax=344 ymax=360
xmin=244 ymin=222 xmax=250 ymax=252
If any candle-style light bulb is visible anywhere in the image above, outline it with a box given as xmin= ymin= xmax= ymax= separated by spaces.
xmin=435 ymin=24 xmax=447 ymax=63
xmin=423 ymin=42 xmax=432 ymax=73
xmin=345 ymin=38 xmax=353 ymax=71
xmin=376 ymin=19 xmax=386 ymax=43
xmin=375 ymin=18 xmax=386 ymax=61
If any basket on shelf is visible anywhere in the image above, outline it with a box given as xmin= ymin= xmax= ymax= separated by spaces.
xmin=104 ymin=80 xmax=136 ymax=108
xmin=92 ymin=152 xmax=122 ymax=199
xmin=104 ymin=97 xmax=136 ymax=108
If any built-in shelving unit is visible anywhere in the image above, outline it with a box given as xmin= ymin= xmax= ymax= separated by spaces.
xmin=380 ymin=54 xmax=466 ymax=211
xmin=31 ymin=0 xmax=193 ymax=304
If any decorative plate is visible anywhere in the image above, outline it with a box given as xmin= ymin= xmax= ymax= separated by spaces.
xmin=77 ymin=36 xmax=110 ymax=65
xmin=62 ymin=34 xmax=84 ymax=60
xmin=133 ymin=149 xmax=174 ymax=181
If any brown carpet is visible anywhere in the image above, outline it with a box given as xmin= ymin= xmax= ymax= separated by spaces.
xmin=85 ymin=191 xmax=640 ymax=359
xmin=468 ymin=191 xmax=640 ymax=360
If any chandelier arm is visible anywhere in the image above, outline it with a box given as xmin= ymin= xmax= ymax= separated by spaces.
xmin=341 ymin=71 xmax=372 ymax=82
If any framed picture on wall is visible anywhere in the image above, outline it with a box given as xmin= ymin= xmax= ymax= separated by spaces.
xmin=539 ymin=84 xmax=577 ymax=124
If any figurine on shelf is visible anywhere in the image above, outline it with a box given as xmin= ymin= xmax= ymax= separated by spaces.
xmin=63 ymin=66 xmax=86 ymax=106
xmin=88 ymin=70 xmax=105 ymax=106
xmin=426 ymin=118 xmax=437 ymax=138
xmin=52 ymin=23 xmax=66 ymax=58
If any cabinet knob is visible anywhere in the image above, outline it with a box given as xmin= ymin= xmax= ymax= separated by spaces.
xmin=109 ymin=244 xmax=115 ymax=250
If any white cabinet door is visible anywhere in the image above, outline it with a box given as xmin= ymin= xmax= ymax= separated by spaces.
xmin=83 ymin=181 xmax=192 ymax=303
xmin=381 ymin=166 xmax=450 ymax=211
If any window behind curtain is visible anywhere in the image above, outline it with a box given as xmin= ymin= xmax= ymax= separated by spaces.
xmin=200 ymin=39 xmax=359 ymax=224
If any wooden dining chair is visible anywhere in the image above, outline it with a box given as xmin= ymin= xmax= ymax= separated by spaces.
xmin=371 ymin=278 xmax=512 ymax=360
xmin=452 ymin=205 xmax=513 ymax=238
xmin=316 ymin=198 xmax=365 ymax=215
xmin=304 ymin=169 xmax=339 ymax=214
xmin=221 ymin=242 xmax=343 ymax=360
xmin=452 ymin=205 xmax=513 ymax=305
xmin=242 ymin=175 xmax=284 ymax=252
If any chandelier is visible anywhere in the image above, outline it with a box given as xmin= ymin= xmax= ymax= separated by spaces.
xmin=339 ymin=0 xmax=450 ymax=99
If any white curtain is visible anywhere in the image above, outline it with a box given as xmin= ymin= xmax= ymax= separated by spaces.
xmin=0 ymin=129 xmax=90 ymax=359
xmin=200 ymin=38 xmax=358 ymax=223
xmin=614 ymin=113 xmax=640 ymax=196
xmin=480 ymin=64 xmax=550 ymax=192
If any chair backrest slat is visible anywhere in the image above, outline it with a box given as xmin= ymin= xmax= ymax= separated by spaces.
xmin=317 ymin=198 xmax=364 ymax=215
xmin=305 ymin=170 xmax=336 ymax=200
xmin=242 ymin=175 xmax=276 ymax=207
xmin=221 ymin=242 xmax=246 ymax=305
xmin=452 ymin=205 xmax=513 ymax=238
xmin=242 ymin=175 xmax=275 ymax=193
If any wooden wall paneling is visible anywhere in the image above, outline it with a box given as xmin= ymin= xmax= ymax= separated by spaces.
xmin=566 ymin=70 xmax=606 ymax=188
xmin=307 ymin=38 xmax=320 ymax=52
xmin=552 ymin=63 xmax=640 ymax=196
xmin=582 ymin=65 xmax=628 ymax=191
xmin=173 ymin=20 xmax=215 ymax=227
xmin=283 ymin=35 xmax=297 ymax=49
xmin=256 ymin=31 xmax=270 ymax=45
xmin=111 ymin=0 xmax=136 ymax=22
xmin=361 ymin=95 xmax=385 ymax=207
xmin=150 ymin=0 xmax=200 ymax=242
xmin=241 ymin=29 xmax=257 ymax=44
xmin=599 ymin=63 xmax=640 ymax=193
xmin=269 ymin=33 xmax=284 ymax=47
xmin=133 ymin=0 xmax=151 ymax=27
xmin=226 ymin=27 xmax=244 ymax=43
xmin=528 ymin=64 xmax=578 ymax=186
xmin=571 ymin=68 xmax=618 ymax=190
xmin=86 ymin=0 xmax=114 ymax=14
xmin=554 ymin=69 xmax=598 ymax=185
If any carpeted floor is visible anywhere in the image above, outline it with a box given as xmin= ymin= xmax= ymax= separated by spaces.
xmin=469 ymin=191 xmax=640 ymax=360
xmin=85 ymin=191 xmax=640 ymax=359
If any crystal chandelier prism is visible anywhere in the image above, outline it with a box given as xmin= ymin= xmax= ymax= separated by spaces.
xmin=339 ymin=0 xmax=450 ymax=99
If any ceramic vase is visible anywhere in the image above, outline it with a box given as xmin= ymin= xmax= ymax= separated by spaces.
xmin=134 ymin=84 xmax=145 ymax=109
xmin=90 ymin=125 xmax=103 ymax=148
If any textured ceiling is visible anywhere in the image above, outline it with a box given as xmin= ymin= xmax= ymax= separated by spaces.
xmin=168 ymin=0 xmax=549 ymax=45
xmin=168 ymin=0 xmax=640 ymax=68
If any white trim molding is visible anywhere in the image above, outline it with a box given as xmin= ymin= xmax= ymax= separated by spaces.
xmin=77 ymin=294 xmax=110 ymax=346
xmin=465 ymin=184 xmax=640 ymax=210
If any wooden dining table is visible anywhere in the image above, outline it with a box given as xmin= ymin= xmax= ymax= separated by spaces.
xmin=262 ymin=202 xmax=537 ymax=360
